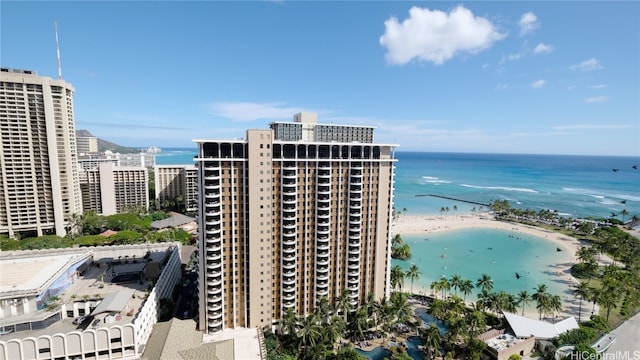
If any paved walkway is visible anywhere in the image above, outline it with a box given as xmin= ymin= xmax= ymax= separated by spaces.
xmin=603 ymin=312 xmax=640 ymax=357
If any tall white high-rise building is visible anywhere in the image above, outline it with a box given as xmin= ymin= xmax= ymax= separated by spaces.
xmin=0 ymin=68 xmax=82 ymax=238
xmin=195 ymin=113 xmax=397 ymax=334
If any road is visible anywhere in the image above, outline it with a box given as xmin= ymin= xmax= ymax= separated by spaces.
xmin=604 ymin=312 xmax=640 ymax=359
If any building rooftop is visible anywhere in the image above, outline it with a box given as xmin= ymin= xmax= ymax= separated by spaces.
xmin=0 ymin=251 xmax=91 ymax=298
xmin=503 ymin=311 xmax=579 ymax=339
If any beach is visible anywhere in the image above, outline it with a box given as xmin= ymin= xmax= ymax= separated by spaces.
xmin=392 ymin=212 xmax=606 ymax=320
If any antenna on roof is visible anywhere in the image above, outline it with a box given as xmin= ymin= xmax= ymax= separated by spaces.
xmin=55 ymin=21 xmax=63 ymax=80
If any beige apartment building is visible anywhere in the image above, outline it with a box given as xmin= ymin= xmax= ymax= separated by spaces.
xmin=154 ymin=164 xmax=198 ymax=212
xmin=76 ymin=135 xmax=98 ymax=154
xmin=80 ymin=162 xmax=149 ymax=215
xmin=0 ymin=68 xmax=82 ymax=238
xmin=195 ymin=113 xmax=397 ymax=334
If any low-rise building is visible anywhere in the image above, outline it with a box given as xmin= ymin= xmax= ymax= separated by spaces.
xmin=0 ymin=243 xmax=182 ymax=360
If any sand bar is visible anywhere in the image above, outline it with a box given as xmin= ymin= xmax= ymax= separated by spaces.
xmin=392 ymin=213 xmax=609 ymax=320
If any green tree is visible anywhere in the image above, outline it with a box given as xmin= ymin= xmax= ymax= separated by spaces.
xmin=390 ymin=265 xmax=405 ymax=292
xmin=420 ymin=323 xmax=442 ymax=359
xmin=517 ymin=290 xmax=532 ymax=316
xmin=573 ymin=282 xmax=591 ymax=323
xmin=406 ymin=264 xmax=421 ymax=294
xmin=459 ymin=279 xmax=474 ymax=302
xmin=476 ymin=274 xmax=493 ymax=293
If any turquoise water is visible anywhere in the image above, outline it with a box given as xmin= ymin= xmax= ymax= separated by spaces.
xmin=355 ymin=346 xmax=392 ymax=360
xmin=392 ymin=228 xmax=572 ymax=305
xmin=156 ymin=149 xmax=640 ymax=220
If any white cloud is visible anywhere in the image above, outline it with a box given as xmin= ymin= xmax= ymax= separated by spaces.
xmin=533 ymin=43 xmax=553 ymax=54
xmin=589 ymin=84 xmax=608 ymax=89
xmin=531 ymin=79 xmax=546 ymax=88
xmin=518 ymin=12 xmax=540 ymax=36
xmin=570 ymin=58 xmax=603 ymax=71
xmin=496 ymin=83 xmax=509 ymax=90
xmin=554 ymin=123 xmax=630 ymax=131
xmin=379 ymin=5 xmax=506 ymax=65
xmin=584 ymin=96 xmax=610 ymax=103
xmin=207 ymin=102 xmax=309 ymax=121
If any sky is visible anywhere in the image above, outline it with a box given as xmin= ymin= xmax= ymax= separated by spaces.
xmin=1 ymin=1 xmax=639 ymax=156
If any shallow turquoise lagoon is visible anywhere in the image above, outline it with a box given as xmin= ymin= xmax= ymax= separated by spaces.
xmin=392 ymin=228 xmax=574 ymax=307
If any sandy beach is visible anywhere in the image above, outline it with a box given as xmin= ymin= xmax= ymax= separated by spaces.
xmin=392 ymin=212 xmax=606 ymax=321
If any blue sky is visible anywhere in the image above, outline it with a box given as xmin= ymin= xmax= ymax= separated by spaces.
xmin=2 ymin=1 xmax=639 ymax=156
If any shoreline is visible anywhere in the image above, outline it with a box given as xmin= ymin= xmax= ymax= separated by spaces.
xmin=392 ymin=212 xmax=607 ymax=320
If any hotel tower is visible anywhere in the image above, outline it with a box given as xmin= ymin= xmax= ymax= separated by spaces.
xmin=195 ymin=113 xmax=397 ymax=334
xmin=0 ymin=68 xmax=82 ymax=238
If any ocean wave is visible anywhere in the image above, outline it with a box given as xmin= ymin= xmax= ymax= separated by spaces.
xmin=421 ymin=176 xmax=451 ymax=184
xmin=459 ymin=184 xmax=538 ymax=193
xmin=563 ymin=187 xmax=640 ymax=202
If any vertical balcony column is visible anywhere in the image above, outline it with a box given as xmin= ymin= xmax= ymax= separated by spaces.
xmin=281 ymin=162 xmax=298 ymax=317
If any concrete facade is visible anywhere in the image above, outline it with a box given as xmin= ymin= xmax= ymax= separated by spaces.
xmin=80 ymin=163 xmax=149 ymax=215
xmin=195 ymin=113 xmax=397 ymax=335
xmin=154 ymin=165 xmax=198 ymax=212
xmin=0 ymin=68 xmax=82 ymax=238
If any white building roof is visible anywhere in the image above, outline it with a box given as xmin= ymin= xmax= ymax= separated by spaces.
xmin=503 ymin=311 xmax=579 ymax=339
xmin=0 ymin=252 xmax=92 ymax=298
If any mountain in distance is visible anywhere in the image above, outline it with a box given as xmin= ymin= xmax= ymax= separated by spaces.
xmin=76 ymin=129 xmax=140 ymax=154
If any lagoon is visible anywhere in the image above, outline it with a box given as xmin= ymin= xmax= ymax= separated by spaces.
xmin=391 ymin=227 xmax=572 ymax=309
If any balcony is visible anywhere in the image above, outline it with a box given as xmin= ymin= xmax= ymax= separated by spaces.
xmin=348 ymin=263 xmax=359 ymax=270
xmin=317 ymin=289 xmax=329 ymax=297
xmin=317 ymin=258 xmax=329 ymax=266
xmin=208 ymin=303 xmax=222 ymax=312
xmin=206 ymin=218 xmax=221 ymax=226
xmin=282 ymin=277 xmax=296 ymax=286
xmin=283 ymin=237 xmax=296 ymax=247
xmin=316 ymin=244 xmax=329 ymax=251
xmin=209 ymin=286 xmax=222 ymax=295
xmin=206 ymin=252 xmax=221 ymax=261
xmin=209 ymin=319 xmax=223 ymax=328
xmin=283 ymin=302 xmax=295 ymax=309
xmin=204 ymin=192 xmax=220 ymax=199
xmin=283 ymin=221 xmax=296 ymax=229
xmin=208 ymin=295 xmax=222 ymax=302
xmin=207 ymin=277 xmax=222 ymax=286
xmin=283 ymin=261 xmax=296 ymax=270
xmin=204 ymin=183 xmax=221 ymax=190
xmin=283 ymin=171 xmax=296 ymax=179
xmin=316 ymin=273 xmax=329 ymax=281
xmin=349 ymin=202 xmax=362 ymax=209
xmin=283 ymin=293 xmax=296 ymax=302
xmin=348 ymin=248 xmax=360 ymax=256
xmin=317 ymin=227 xmax=329 ymax=236
xmin=283 ymin=197 xmax=297 ymax=205
xmin=348 ymin=270 xmax=358 ymax=277
xmin=283 ymin=254 xmax=296 ymax=262
xmin=349 ymin=218 xmax=361 ymax=225
xmin=205 ymin=228 xmax=221 ymax=236
xmin=206 ymin=209 xmax=221 ymax=217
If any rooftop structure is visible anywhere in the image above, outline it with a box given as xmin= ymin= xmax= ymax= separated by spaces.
xmin=0 ymin=243 xmax=183 ymax=359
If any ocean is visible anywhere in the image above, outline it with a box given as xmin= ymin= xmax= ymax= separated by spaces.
xmin=156 ymin=148 xmax=640 ymax=220
xmin=157 ymin=148 xmax=639 ymax=305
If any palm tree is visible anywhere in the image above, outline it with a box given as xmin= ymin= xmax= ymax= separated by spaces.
xmin=549 ymin=295 xmax=563 ymax=322
xmin=298 ymin=313 xmax=322 ymax=349
xmin=517 ymin=290 xmax=532 ymax=316
xmin=573 ymin=282 xmax=591 ymax=323
xmin=450 ymin=274 xmax=463 ymax=296
xmin=349 ymin=307 xmax=369 ymax=339
xmin=314 ymin=295 xmax=331 ymax=323
xmin=335 ymin=289 xmax=352 ymax=323
xmin=476 ymin=274 xmax=493 ymax=293
xmin=459 ymin=279 xmax=474 ymax=302
xmin=467 ymin=309 xmax=487 ymax=337
xmin=391 ymin=265 xmax=405 ymax=292
xmin=439 ymin=277 xmax=451 ymax=299
xmin=281 ymin=307 xmax=299 ymax=335
xmin=406 ymin=264 xmax=421 ymax=294
xmin=532 ymin=284 xmax=549 ymax=320
xmin=420 ymin=323 xmax=442 ymax=359
xmin=431 ymin=280 xmax=442 ymax=300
